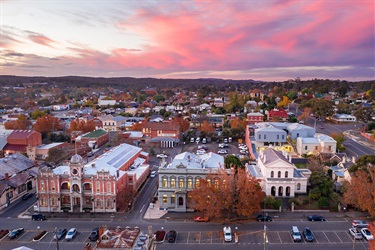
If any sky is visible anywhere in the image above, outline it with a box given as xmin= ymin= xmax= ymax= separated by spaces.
xmin=0 ymin=0 xmax=374 ymax=81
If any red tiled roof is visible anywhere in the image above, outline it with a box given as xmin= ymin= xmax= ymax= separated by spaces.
xmin=7 ymin=130 xmax=36 ymax=139
xmin=268 ymin=109 xmax=289 ymax=118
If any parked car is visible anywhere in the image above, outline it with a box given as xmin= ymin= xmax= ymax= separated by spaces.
xmin=150 ymin=171 xmax=157 ymax=178
xmin=54 ymin=228 xmax=67 ymax=240
xmin=307 ymin=215 xmax=326 ymax=221
xmin=223 ymin=226 xmax=232 ymax=242
xmin=202 ymin=138 xmax=207 ymax=144
xmin=166 ymin=230 xmax=177 ymax=243
xmin=22 ymin=193 xmax=33 ymax=200
xmin=195 ymin=138 xmax=200 ymax=143
xmin=65 ymin=228 xmax=78 ymax=241
xmin=31 ymin=213 xmax=46 ymax=221
xmin=8 ymin=228 xmax=24 ymax=239
xmin=224 ymin=138 xmax=228 ymax=143
xmin=360 ymin=228 xmax=374 ymax=241
xmin=196 ymin=149 xmax=206 ymax=155
xmin=190 ymin=138 xmax=195 ymax=143
xmin=302 ymin=227 xmax=315 ymax=242
xmin=256 ymin=214 xmax=272 ymax=221
xmin=89 ymin=228 xmax=99 ymax=241
xmin=87 ymin=151 xmax=94 ymax=157
xmin=217 ymin=149 xmax=228 ymax=154
xmin=291 ymin=226 xmax=302 ymax=242
xmin=349 ymin=227 xmax=363 ymax=240
xmin=193 ymin=216 xmax=209 ymax=222
xmin=352 ymin=220 xmax=369 ymax=228
xmin=156 ymin=154 xmax=168 ymax=158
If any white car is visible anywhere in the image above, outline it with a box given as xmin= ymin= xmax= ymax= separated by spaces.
xmin=65 ymin=228 xmax=78 ymax=241
xmin=361 ymin=228 xmax=374 ymax=241
xmin=196 ymin=138 xmax=200 ymax=143
xmin=150 ymin=171 xmax=157 ymax=178
xmin=217 ymin=149 xmax=228 ymax=154
xmin=349 ymin=227 xmax=363 ymax=240
xmin=223 ymin=226 xmax=232 ymax=242
xmin=156 ymin=154 xmax=168 ymax=158
xmin=196 ymin=149 xmax=206 ymax=155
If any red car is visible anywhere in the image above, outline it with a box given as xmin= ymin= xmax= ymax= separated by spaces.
xmin=193 ymin=216 xmax=209 ymax=222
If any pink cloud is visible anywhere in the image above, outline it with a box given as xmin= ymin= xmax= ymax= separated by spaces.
xmin=28 ymin=34 xmax=56 ymax=47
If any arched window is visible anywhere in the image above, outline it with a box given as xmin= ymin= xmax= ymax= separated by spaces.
xmin=214 ymin=179 xmax=219 ymax=189
xmin=162 ymin=177 xmax=168 ymax=188
xmin=179 ymin=178 xmax=184 ymax=188
xmin=187 ymin=178 xmax=193 ymax=189
xmin=96 ymin=181 xmax=100 ymax=192
xmin=271 ymin=171 xmax=274 ymax=178
xmin=162 ymin=195 xmax=167 ymax=204
xmin=297 ymin=183 xmax=301 ymax=190
xmin=51 ymin=181 xmax=55 ymax=191
xmin=171 ymin=194 xmax=176 ymax=204
xmin=195 ymin=178 xmax=200 ymax=188
xmin=207 ymin=179 xmax=211 ymax=187
xmin=170 ymin=178 xmax=176 ymax=188
xmin=278 ymin=171 xmax=281 ymax=178
xmin=285 ymin=171 xmax=288 ymax=178
xmin=40 ymin=181 xmax=45 ymax=191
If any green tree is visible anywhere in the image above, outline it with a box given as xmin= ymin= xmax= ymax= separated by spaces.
xmin=224 ymin=155 xmax=243 ymax=170
xmin=30 ymin=110 xmax=46 ymax=120
xmin=153 ymin=94 xmax=166 ymax=103
xmin=354 ymin=107 xmax=374 ymax=123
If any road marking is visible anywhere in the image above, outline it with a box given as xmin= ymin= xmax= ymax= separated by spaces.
xmin=277 ymin=232 xmax=282 ymax=243
xmin=139 ymin=204 xmax=145 ymax=213
xmin=334 ymin=231 xmax=343 ymax=242
xmin=323 ymin=232 xmax=330 ymax=243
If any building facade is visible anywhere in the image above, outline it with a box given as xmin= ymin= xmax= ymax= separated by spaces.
xmin=157 ymin=152 xmax=224 ymax=212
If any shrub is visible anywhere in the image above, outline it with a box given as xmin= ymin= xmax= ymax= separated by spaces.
xmin=318 ymin=197 xmax=330 ymax=208
xmin=33 ymin=230 xmax=47 ymax=241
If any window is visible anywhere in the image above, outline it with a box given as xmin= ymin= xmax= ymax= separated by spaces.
xmin=107 ymin=182 xmax=111 ymax=193
xmin=195 ymin=178 xmax=200 ymax=188
xmin=296 ymin=133 xmax=299 ymax=137
xmin=315 ymin=146 xmax=318 ymax=150
xmin=97 ymin=199 xmax=101 ymax=207
xmin=96 ymin=182 xmax=100 ymax=192
xmin=328 ymin=146 xmax=332 ymax=151
xmin=264 ymin=134 xmax=266 ymax=139
xmin=214 ymin=179 xmax=219 ymax=189
xmin=51 ymin=181 xmax=55 ymax=191
xmin=297 ymin=183 xmax=301 ymax=190
xmin=187 ymin=178 xmax=193 ymax=189
xmin=107 ymin=199 xmax=112 ymax=207
xmin=171 ymin=194 xmax=176 ymax=204
xmin=271 ymin=171 xmax=274 ymax=178
xmin=162 ymin=178 xmax=168 ymax=188
xmin=278 ymin=171 xmax=281 ymax=178
xmin=285 ymin=171 xmax=288 ymax=178
xmin=162 ymin=195 xmax=167 ymax=204
xmin=282 ymin=135 xmax=285 ymax=139
xmin=277 ymin=135 xmax=279 ymax=140
xmin=305 ymin=146 xmax=308 ymax=150
xmin=42 ymin=197 xmax=46 ymax=206
xmin=179 ymin=178 xmax=184 ymax=188
xmin=259 ymin=134 xmax=261 ymax=139
xmin=171 ymin=178 xmax=176 ymax=188
xmin=207 ymin=179 xmax=211 ymax=187
xmin=40 ymin=181 xmax=45 ymax=191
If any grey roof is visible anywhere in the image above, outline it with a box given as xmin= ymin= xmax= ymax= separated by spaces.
xmin=0 ymin=153 xmax=35 ymax=179
xmin=169 ymin=152 xmax=224 ymax=169
xmin=260 ymin=148 xmax=293 ymax=167
xmin=247 ymin=164 xmax=263 ymax=178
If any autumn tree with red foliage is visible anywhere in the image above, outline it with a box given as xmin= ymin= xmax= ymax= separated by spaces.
xmin=189 ymin=168 xmax=265 ymax=220
xmin=4 ymin=114 xmax=31 ymax=130
xmin=172 ymin=116 xmax=189 ymax=132
xmin=343 ymin=166 xmax=375 ymax=218
xmin=68 ymin=118 xmax=96 ymax=133
xmin=198 ymin=120 xmax=215 ymax=134
xmin=131 ymin=121 xmax=144 ymax=131
xmin=33 ymin=115 xmax=63 ymax=137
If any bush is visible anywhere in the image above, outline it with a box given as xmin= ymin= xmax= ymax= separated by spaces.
xmin=264 ymin=196 xmax=282 ymax=209
xmin=0 ymin=230 xmax=9 ymax=239
xmin=33 ymin=230 xmax=47 ymax=241
xmin=318 ymin=197 xmax=330 ymax=208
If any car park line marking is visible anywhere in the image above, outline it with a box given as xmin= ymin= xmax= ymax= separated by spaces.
xmin=334 ymin=231 xmax=343 ymax=242
xmin=345 ymin=231 xmax=354 ymax=242
xmin=277 ymin=232 xmax=282 ymax=243
xmin=314 ymin=233 xmax=319 ymax=243
xmin=323 ymin=232 xmax=331 ymax=243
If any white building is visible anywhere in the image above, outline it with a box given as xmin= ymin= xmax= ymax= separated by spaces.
xmin=248 ymin=148 xmax=311 ymax=198
xmin=332 ymin=114 xmax=356 ymax=122
xmin=157 ymin=152 xmax=224 ymax=212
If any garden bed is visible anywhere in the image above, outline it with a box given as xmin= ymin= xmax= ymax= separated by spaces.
xmin=32 ymin=230 xmax=48 ymax=242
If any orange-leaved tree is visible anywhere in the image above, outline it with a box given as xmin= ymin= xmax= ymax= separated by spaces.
xmin=343 ymin=166 xmax=375 ymax=218
xmin=298 ymin=107 xmax=312 ymax=122
xmin=198 ymin=120 xmax=215 ymax=134
xmin=68 ymin=118 xmax=96 ymax=133
xmin=172 ymin=116 xmax=189 ymax=132
xmin=4 ymin=114 xmax=31 ymax=130
xmin=33 ymin=115 xmax=62 ymax=137
xmin=189 ymin=168 xmax=265 ymax=220
xmin=230 ymin=118 xmax=247 ymax=130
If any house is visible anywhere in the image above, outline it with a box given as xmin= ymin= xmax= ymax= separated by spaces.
xmin=253 ymin=123 xmax=287 ymax=148
xmin=77 ymin=129 xmax=109 ymax=149
xmin=142 ymin=121 xmax=180 ymax=148
xmin=36 ymin=143 xmax=149 ymax=213
xmin=267 ymin=109 xmax=289 ymax=121
xmin=286 ymin=123 xmax=316 ymax=140
xmin=190 ymin=115 xmax=224 ymax=129
xmin=0 ymin=153 xmax=38 ymax=209
xmin=315 ymin=134 xmax=337 ymax=155
xmin=296 ymin=137 xmax=320 ymax=155
xmin=213 ymin=98 xmax=225 ymax=107
xmin=247 ymin=112 xmax=264 ymax=125
xmin=247 ymin=148 xmax=311 ymax=198
xmin=3 ymin=130 xmax=42 ymax=157
xmin=158 ymin=152 xmax=224 ymax=212
xmin=332 ymin=114 xmax=356 ymax=123
xmin=249 ymin=89 xmax=266 ymax=101
xmin=98 ymin=99 xmax=117 ymax=107
xmin=31 ymin=142 xmax=67 ymax=161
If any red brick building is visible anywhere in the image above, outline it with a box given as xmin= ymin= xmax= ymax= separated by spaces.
xmin=247 ymin=112 xmax=264 ymax=125
xmin=142 ymin=121 xmax=180 ymax=148
xmin=267 ymin=109 xmax=289 ymax=122
xmin=36 ymin=143 xmax=150 ymax=213
xmin=4 ymin=130 xmax=42 ymax=157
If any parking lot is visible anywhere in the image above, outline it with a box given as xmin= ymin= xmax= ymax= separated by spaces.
xmin=1 ymin=229 xmax=370 ymax=248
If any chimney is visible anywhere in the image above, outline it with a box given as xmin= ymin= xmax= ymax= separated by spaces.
xmin=5 ymin=173 xmax=9 ymax=180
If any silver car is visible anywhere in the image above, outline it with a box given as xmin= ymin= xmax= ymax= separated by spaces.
xmin=65 ymin=228 xmax=77 ymax=241
xmin=349 ymin=227 xmax=363 ymax=240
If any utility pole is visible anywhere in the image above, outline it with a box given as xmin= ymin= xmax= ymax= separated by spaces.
xmin=263 ymin=225 xmax=267 ymax=250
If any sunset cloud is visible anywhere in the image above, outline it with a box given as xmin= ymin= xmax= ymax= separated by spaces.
xmin=1 ymin=0 xmax=373 ymax=81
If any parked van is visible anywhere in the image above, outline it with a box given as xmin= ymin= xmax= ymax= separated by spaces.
xmin=291 ymin=226 xmax=302 ymax=242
